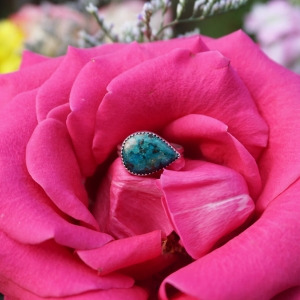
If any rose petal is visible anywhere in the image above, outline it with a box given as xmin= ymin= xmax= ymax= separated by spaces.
xmin=47 ymin=102 xmax=71 ymax=124
xmin=2 ymin=284 xmax=148 ymax=300
xmin=93 ymin=158 xmax=173 ymax=239
xmin=140 ymin=35 xmax=208 ymax=56
xmin=0 ymin=88 xmax=112 ymax=249
xmin=204 ymin=30 xmax=300 ymax=213
xmin=68 ymin=38 xmax=207 ymax=177
xmin=67 ymin=42 xmax=159 ymax=177
xmin=0 ymin=232 xmax=133 ymax=298
xmin=20 ymin=50 xmax=51 ymax=69
xmin=0 ymin=56 xmax=62 ymax=112
xmin=159 ymin=178 xmax=300 ymax=300
xmin=26 ymin=118 xmax=99 ymax=230
xmin=93 ymin=49 xmax=268 ymax=165
xmin=76 ymin=230 xmax=165 ymax=275
xmin=170 ymin=293 xmax=200 ymax=300
xmin=272 ymin=287 xmax=300 ymax=300
xmin=36 ymin=44 xmax=126 ymax=122
xmin=118 ymin=253 xmax=178 ymax=281
xmin=158 ymin=159 xmax=255 ymax=259
xmin=162 ymin=114 xmax=262 ymax=200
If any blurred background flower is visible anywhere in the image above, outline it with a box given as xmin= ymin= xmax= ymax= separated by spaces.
xmin=245 ymin=0 xmax=300 ymax=74
xmin=0 ymin=0 xmax=300 ymax=74
xmin=10 ymin=2 xmax=98 ymax=57
xmin=0 ymin=19 xmax=23 ymax=73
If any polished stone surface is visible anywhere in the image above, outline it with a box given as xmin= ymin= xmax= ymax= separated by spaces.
xmin=121 ymin=132 xmax=179 ymax=175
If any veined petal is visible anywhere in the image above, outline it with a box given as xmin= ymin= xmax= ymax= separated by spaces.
xmin=93 ymin=158 xmax=173 ymax=239
xmin=93 ymin=49 xmax=268 ymax=165
xmin=159 ymin=178 xmax=300 ymax=300
xmin=0 ymin=232 xmax=133 ymax=298
xmin=36 ymin=44 xmax=126 ymax=122
xmin=76 ymin=230 xmax=164 ymax=275
xmin=162 ymin=114 xmax=262 ymax=200
xmin=158 ymin=159 xmax=255 ymax=259
xmin=204 ymin=30 xmax=300 ymax=213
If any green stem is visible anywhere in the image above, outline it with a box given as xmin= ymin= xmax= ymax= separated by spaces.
xmin=92 ymin=11 xmax=118 ymax=43
xmin=155 ymin=0 xmax=248 ymax=39
xmin=155 ymin=16 xmax=204 ymax=37
xmin=159 ymin=8 xmax=166 ymax=35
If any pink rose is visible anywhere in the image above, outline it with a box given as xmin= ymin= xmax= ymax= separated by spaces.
xmin=0 ymin=31 xmax=299 ymax=300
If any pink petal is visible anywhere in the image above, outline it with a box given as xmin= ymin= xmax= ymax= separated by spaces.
xmin=204 ymin=30 xmax=300 ymax=213
xmin=68 ymin=38 xmax=207 ymax=177
xmin=68 ymin=42 xmax=159 ymax=177
xmin=272 ymin=287 xmax=300 ymax=300
xmin=76 ymin=230 xmax=165 ymax=275
xmin=3 ymin=284 xmax=147 ymax=300
xmin=36 ymin=44 xmax=126 ymax=123
xmin=118 ymin=253 xmax=178 ymax=280
xmin=0 ymin=56 xmax=62 ymax=112
xmin=93 ymin=49 xmax=268 ymax=165
xmin=20 ymin=50 xmax=51 ymax=69
xmin=158 ymin=159 xmax=255 ymax=259
xmin=0 ymin=231 xmax=133 ymax=298
xmin=1 ymin=282 xmax=147 ymax=300
xmin=162 ymin=114 xmax=262 ymax=200
xmin=2 ymin=284 xmax=147 ymax=300
xmin=47 ymin=102 xmax=71 ymax=124
xmin=26 ymin=118 xmax=99 ymax=230
xmin=159 ymin=178 xmax=300 ymax=300
xmin=140 ymin=35 xmax=208 ymax=56
xmin=170 ymin=293 xmax=200 ymax=300
xmin=0 ymin=88 xmax=112 ymax=249
xmin=93 ymin=158 xmax=173 ymax=239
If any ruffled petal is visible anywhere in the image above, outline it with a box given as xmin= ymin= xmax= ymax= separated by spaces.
xmin=140 ymin=35 xmax=208 ymax=56
xmin=272 ymin=287 xmax=300 ymax=300
xmin=0 ymin=56 xmax=62 ymax=112
xmin=158 ymin=159 xmax=254 ymax=259
xmin=0 ymin=232 xmax=133 ymax=298
xmin=2 ymin=284 xmax=147 ymax=300
xmin=20 ymin=50 xmax=51 ymax=69
xmin=159 ymin=178 xmax=300 ymax=300
xmin=76 ymin=230 xmax=164 ymax=275
xmin=204 ymin=30 xmax=300 ymax=213
xmin=170 ymin=293 xmax=200 ymax=300
xmin=93 ymin=158 xmax=173 ymax=239
xmin=0 ymin=88 xmax=112 ymax=249
xmin=118 ymin=253 xmax=178 ymax=281
xmin=68 ymin=38 xmax=207 ymax=177
xmin=47 ymin=103 xmax=71 ymax=124
xmin=3 ymin=285 xmax=147 ymax=300
xmin=26 ymin=118 xmax=99 ymax=230
xmin=68 ymin=43 xmax=160 ymax=177
xmin=36 ymin=44 xmax=126 ymax=122
xmin=162 ymin=114 xmax=262 ymax=200
xmin=93 ymin=49 xmax=268 ymax=165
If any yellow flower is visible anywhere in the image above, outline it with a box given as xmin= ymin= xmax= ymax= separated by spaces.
xmin=0 ymin=20 xmax=23 ymax=74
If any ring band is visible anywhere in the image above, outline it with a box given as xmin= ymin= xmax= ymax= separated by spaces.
xmin=118 ymin=131 xmax=184 ymax=176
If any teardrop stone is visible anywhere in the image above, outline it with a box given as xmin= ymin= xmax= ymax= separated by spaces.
xmin=121 ymin=132 xmax=179 ymax=175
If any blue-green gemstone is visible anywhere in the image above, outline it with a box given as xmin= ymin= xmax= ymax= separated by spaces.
xmin=121 ymin=132 xmax=179 ymax=175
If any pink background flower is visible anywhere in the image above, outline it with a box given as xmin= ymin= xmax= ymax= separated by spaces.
xmin=245 ymin=0 xmax=300 ymax=73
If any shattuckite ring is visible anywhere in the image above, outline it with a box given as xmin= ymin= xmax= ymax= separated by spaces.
xmin=117 ymin=131 xmax=184 ymax=176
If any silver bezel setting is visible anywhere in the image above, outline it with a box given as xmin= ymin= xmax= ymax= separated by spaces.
xmin=120 ymin=131 xmax=181 ymax=176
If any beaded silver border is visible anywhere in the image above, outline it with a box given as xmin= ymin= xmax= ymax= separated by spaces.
xmin=120 ymin=131 xmax=181 ymax=176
